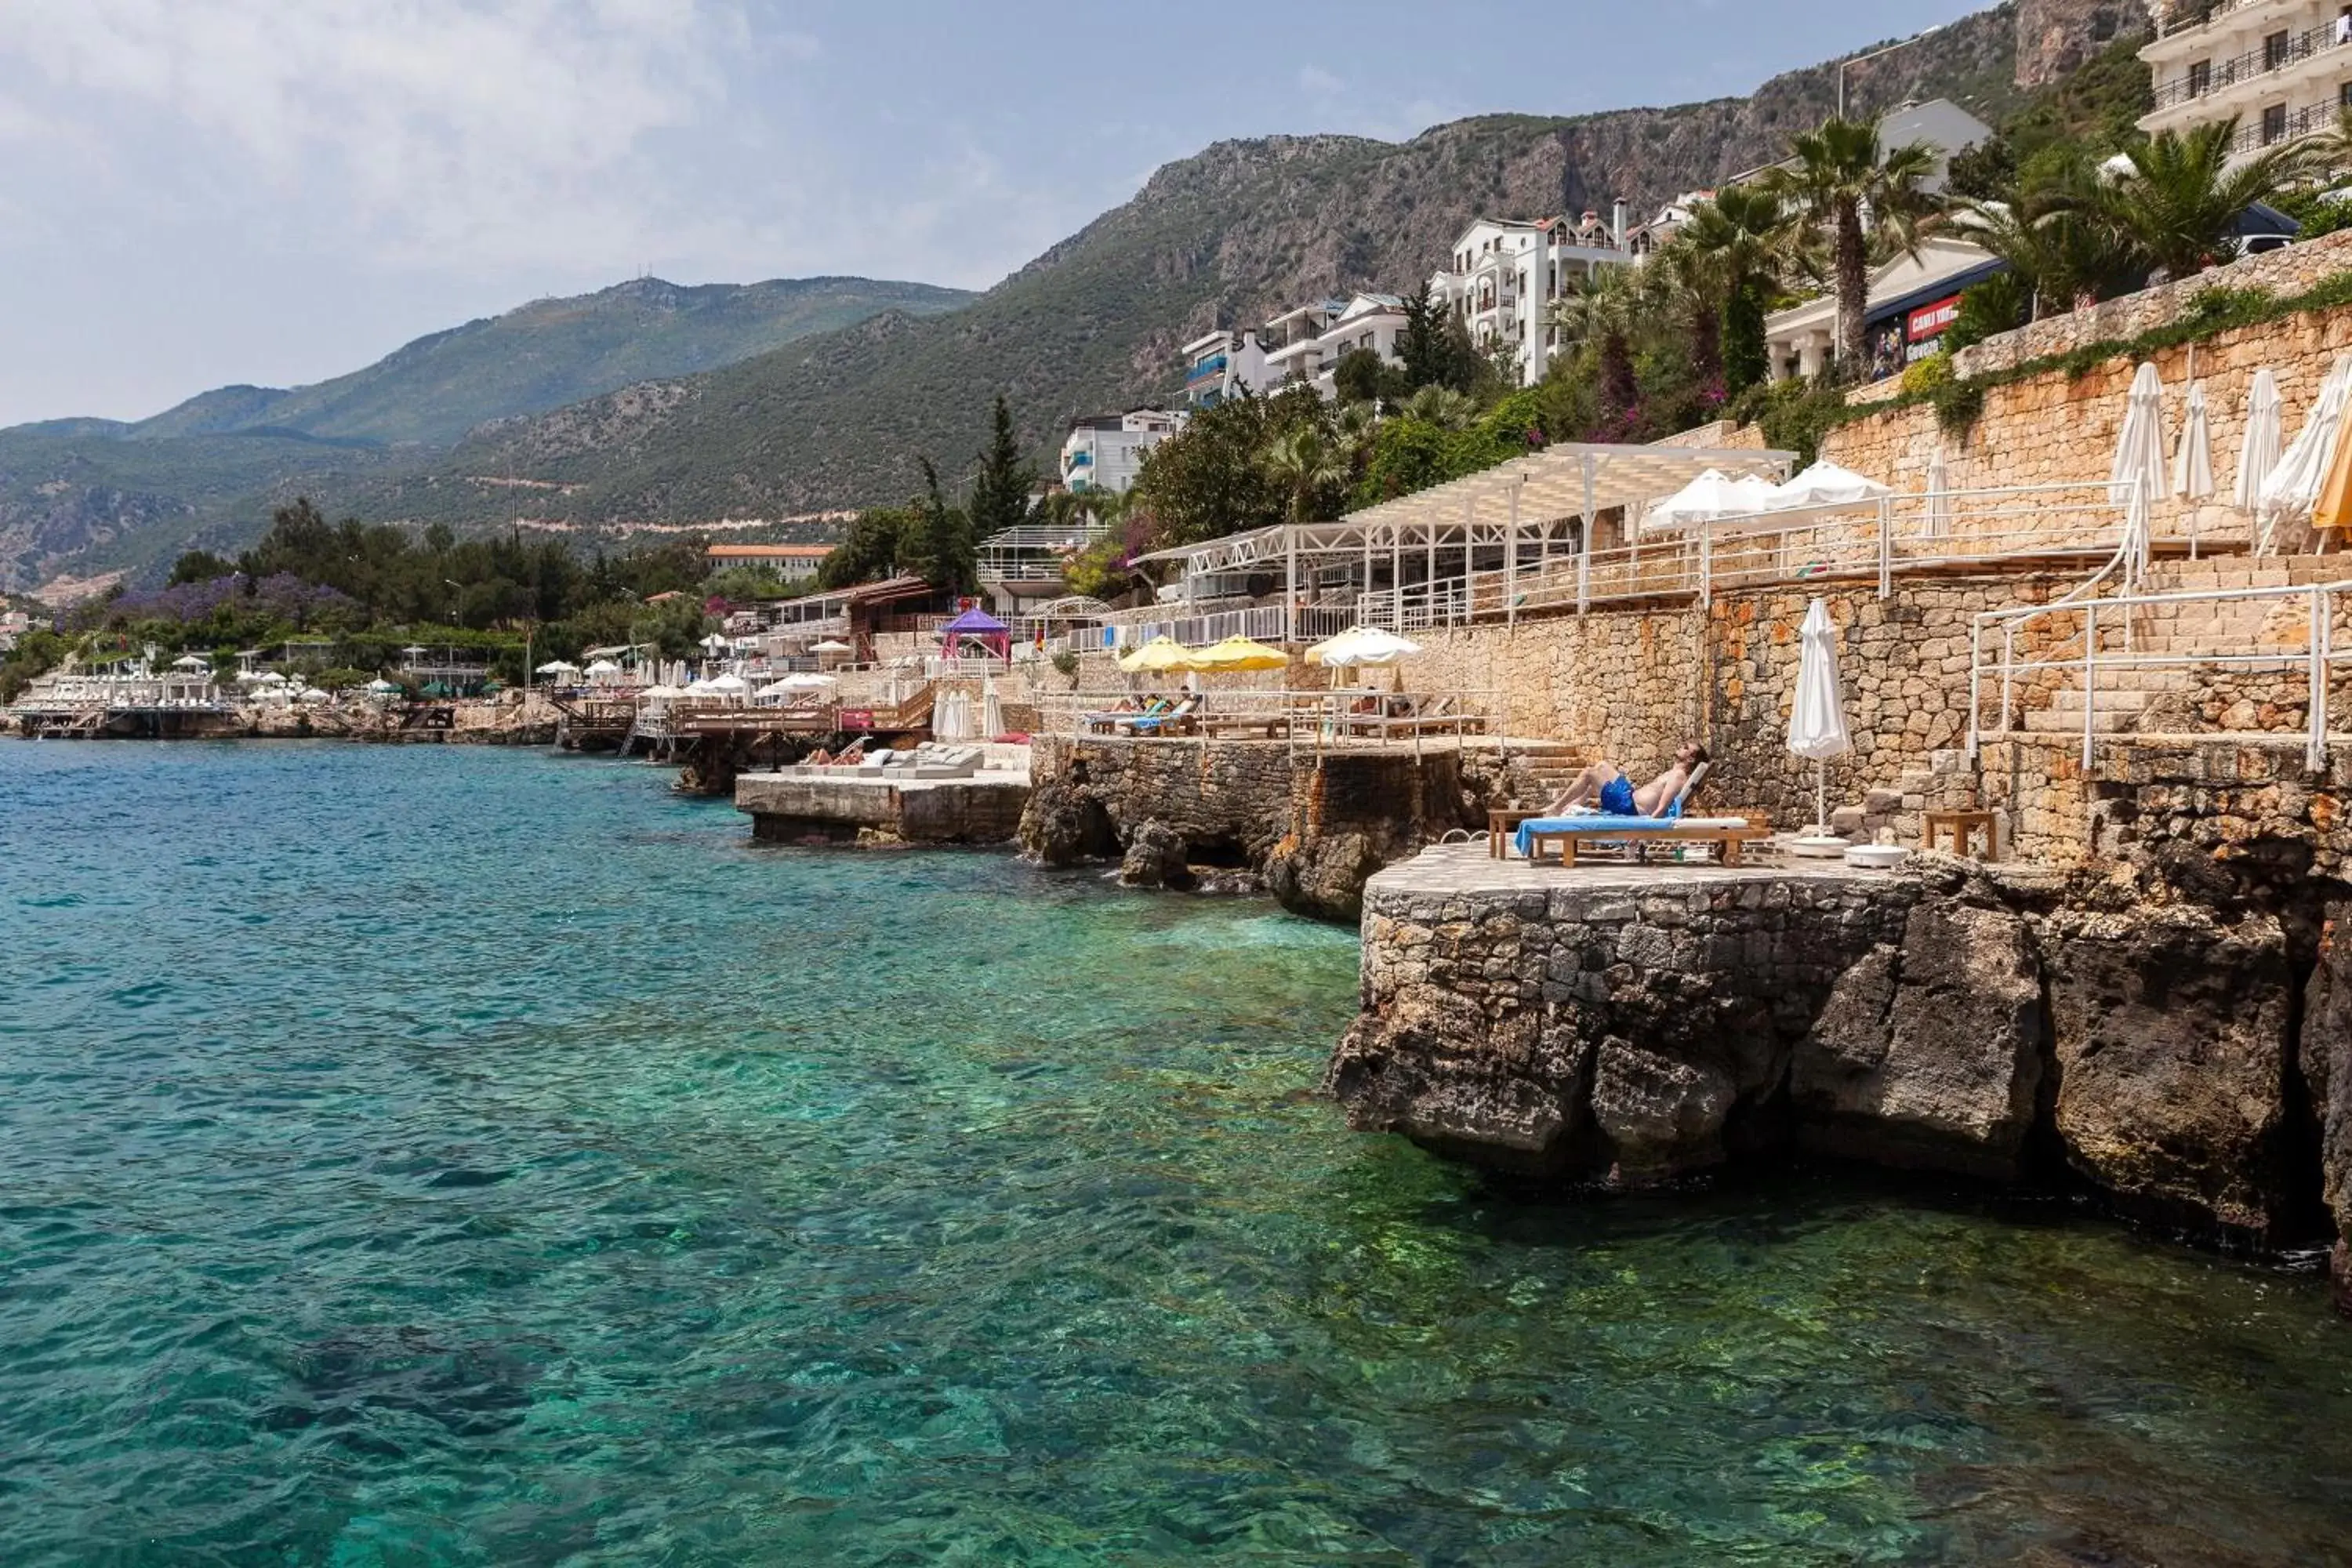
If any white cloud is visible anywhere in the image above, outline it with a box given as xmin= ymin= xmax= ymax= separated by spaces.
xmin=0 ymin=0 xmax=760 ymax=265
xmin=1297 ymin=64 xmax=1344 ymax=96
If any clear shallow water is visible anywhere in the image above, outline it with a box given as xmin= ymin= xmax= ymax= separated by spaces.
xmin=3 ymin=743 xmax=2351 ymax=1566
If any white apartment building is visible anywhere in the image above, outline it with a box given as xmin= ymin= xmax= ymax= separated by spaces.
xmin=2140 ymin=0 xmax=2352 ymax=156
xmin=1180 ymin=328 xmax=1272 ymax=407
xmin=1309 ymin=293 xmax=1410 ymax=394
xmin=1058 ymin=408 xmax=1183 ymax=494
xmin=1427 ymin=206 xmax=1683 ymax=387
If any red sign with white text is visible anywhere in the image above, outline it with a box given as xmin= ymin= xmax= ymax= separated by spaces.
xmin=1907 ymin=295 xmax=1962 ymax=343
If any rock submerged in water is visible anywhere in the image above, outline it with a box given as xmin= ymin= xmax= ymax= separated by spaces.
xmin=1327 ymin=858 xmax=2330 ymax=1250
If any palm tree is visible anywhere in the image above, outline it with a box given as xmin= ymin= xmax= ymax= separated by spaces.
xmin=1399 ymin=384 xmax=1477 ymax=431
xmin=1680 ymin=186 xmax=1795 ymax=391
xmin=1761 ymin=115 xmax=1940 ymax=370
xmin=2099 ymin=118 xmax=2314 ymax=281
xmin=1259 ymin=426 xmax=1349 ymax=525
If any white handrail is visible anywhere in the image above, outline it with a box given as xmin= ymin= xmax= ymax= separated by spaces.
xmin=1969 ymin=573 xmax=2352 ymax=771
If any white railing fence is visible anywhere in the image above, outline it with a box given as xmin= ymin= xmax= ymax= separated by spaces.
xmin=1352 ymin=481 xmax=2183 ymax=631
xmin=1968 ymin=567 xmax=2352 ymax=771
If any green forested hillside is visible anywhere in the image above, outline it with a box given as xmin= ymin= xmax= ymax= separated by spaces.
xmin=0 ymin=275 xmax=971 ymax=591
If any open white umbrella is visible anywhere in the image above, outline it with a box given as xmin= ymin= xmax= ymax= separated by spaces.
xmin=982 ymin=675 xmax=1003 ymax=740
xmin=170 ymin=653 xmax=208 ymax=672
xmin=699 ymin=633 xmax=730 ymax=653
xmin=810 ymin=639 xmax=853 ymax=655
xmin=2258 ymin=353 xmax=2352 ymax=553
xmin=1759 ymin=459 xmax=1891 ymax=520
xmin=1787 ymin=597 xmax=1852 ymax=844
xmin=1641 ymin=469 xmax=1781 ymax=534
xmin=535 ymin=659 xmax=579 ymax=677
xmin=780 ymin=672 xmax=837 ymax=691
xmin=584 ymin=659 xmax=622 ymax=677
xmin=2234 ymin=367 xmax=2283 ymax=517
xmin=641 ymin=684 xmax=684 ymax=701
xmin=365 ymin=678 xmax=402 ymax=695
xmin=1304 ymin=626 xmax=1422 ymax=668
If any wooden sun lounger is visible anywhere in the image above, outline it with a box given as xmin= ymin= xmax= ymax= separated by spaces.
xmin=1522 ymin=815 xmax=1773 ymax=866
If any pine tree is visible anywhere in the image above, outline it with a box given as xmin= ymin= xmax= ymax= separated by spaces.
xmin=966 ymin=395 xmax=1035 ymax=545
xmin=905 ymin=458 xmax=977 ymax=595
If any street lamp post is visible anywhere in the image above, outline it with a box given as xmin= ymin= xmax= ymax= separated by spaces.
xmin=1837 ymin=24 xmax=1946 ymax=119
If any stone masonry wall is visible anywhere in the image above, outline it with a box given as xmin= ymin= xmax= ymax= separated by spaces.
xmin=1819 ymin=275 xmax=2352 ymax=514
xmin=1019 ymin=735 xmax=1491 ymax=920
xmin=1411 ymin=572 xmax=2090 ymax=833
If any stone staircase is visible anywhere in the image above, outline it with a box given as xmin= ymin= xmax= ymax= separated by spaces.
xmin=2008 ymin=556 xmax=2352 ymax=739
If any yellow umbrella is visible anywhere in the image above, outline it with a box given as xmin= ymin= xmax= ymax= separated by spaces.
xmin=2314 ymin=399 xmax=2352 ymax=534
xmin=1189 ymin=634 xmax=1290 ymax=672
xmin=1116 ymin=634 xmax=1196 ymax=674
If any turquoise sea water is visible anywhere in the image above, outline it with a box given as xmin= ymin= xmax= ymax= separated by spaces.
xmin=5 ymin=742 xmax=2352 ymax=1566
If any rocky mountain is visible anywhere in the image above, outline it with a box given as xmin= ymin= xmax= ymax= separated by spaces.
xmin=0 ymin=275 xmax=972 ymax=591
xmin=330 ymin=2 xmax=2048 ymax=532
xmin=9 ymin=0 xmax=2131 ymax=593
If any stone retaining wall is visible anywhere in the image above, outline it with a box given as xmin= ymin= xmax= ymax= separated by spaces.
xmin=1019 ymin=735 xmax=1522 ymax=920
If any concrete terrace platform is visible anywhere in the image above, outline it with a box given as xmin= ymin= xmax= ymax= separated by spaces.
xmin=735 ymin=764 xmax=1032 ymax=845
xmin=1371 ymin=840 xmax=1904 ymax=902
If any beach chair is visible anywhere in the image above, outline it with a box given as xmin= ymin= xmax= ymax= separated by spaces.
xmin=1127 ymin=697 xmax=1198 ymax=736
xmin=1085 ymin=700 xmax=1165 ymax=735
xmin=1512 ymin=764 xmax=1769 ymax=866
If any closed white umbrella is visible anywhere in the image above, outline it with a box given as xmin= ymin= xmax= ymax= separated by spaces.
xmin=2109 ymin=362 xmax=2168 ymax=575
xmin=2173 ymin=381 xmax=2215 ymax=501
xmin=2234 ymin=367 xmax=2283 ymax=517
xmin=2174 ymin=379 xmax=2216 ymax=558
xmin=1925 ymin=448 xmax=1951 ymax=538
xmin=1787 ymin=597 xmax=1852 ymax=840
xmin=982 ymin=675 xmax=1003 ymax=740
xmin=2258 ymin=353 xmax=2352 ymax=553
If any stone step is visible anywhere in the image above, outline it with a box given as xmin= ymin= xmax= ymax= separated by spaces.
xmin=2022 ymin=706 xmax=2140 ymax=735
xmin=2048 ymin=686 xmax=2158 ymax=714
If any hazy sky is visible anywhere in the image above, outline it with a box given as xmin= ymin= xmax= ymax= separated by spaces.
xmin=0 ymin=0 xmax=1986 ymax=428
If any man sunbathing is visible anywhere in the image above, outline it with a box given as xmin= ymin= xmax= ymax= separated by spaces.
xmin=1548 ymin=744 xmax=1708 ymax=817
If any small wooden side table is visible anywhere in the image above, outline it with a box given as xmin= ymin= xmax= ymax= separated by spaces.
xmin=1488 ymin=808 xmax=1539 ymax=858
xmin=1924 ymin=808 xmax=1998 ymax=861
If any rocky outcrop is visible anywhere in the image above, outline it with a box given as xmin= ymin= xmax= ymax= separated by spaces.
xmin=2044 ymin=906 xmax=2296 ymax=1236
xmin=2303 ymin=902 xmax=2352 ymax=1306
xmin=1328 ymin=852 xmax=2328 ymax=1250
xmin=1791 ymin=902 xmax=2045 ymax=1179
xmin=1119 ymin=820 xmax=1192 ymax=889
xmin=1021 ymin=735 xmax=1492 ymax=921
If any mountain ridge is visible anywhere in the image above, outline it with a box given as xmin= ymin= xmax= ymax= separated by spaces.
xmin=9 ymin=0 xmax=2129 ymax=592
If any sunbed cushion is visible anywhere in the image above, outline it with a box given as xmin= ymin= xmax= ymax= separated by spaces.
xmin=1514 ymin=815 xmax=1756 ymax=856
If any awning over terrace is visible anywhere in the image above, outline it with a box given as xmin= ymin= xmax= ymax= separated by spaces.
xmin=1134 ymin=441 xmax=1795 ymax=630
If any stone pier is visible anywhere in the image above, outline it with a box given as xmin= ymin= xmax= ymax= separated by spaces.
xmin=735 ymin=770 xmax=1032 ymax=845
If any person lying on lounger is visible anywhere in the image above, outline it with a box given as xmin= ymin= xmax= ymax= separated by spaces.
xmin=1547 ymin=744 xmax=1708 ymax=817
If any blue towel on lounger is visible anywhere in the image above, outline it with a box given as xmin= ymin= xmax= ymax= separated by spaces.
xmin=1515 ymin=813 xmax=1686 ymax=857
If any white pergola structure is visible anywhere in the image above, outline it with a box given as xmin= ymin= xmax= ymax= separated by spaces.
xmin=1134 ymin=442 xmax=1795 ymax=637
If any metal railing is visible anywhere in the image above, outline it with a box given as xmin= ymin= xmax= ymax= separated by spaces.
xmin=2152 ymin=20 xmax=2349 ymax=109
xmin=2225 ymin=98 xmax=2343 ymax=154
xmin=1350 ymin=481 xmax=2168 ymax=631
xmin=1968 ymin=554 xmax=2352 ymax=770
xmin=1033 ymin=685 xmax=1508 ymax=751
xmin=1064 ymin=601 xmax=1358 ymax=654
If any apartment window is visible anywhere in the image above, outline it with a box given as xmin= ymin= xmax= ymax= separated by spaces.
xmin=2263 ymin=102 xmax=2288 ymax=143
xmin=2187 ymin=58 xmax=2210 ymax=96
xmin=2342 ymin=78 xmax=2352 ymax=107
xmin=2265 ymin=29 xmax=2290 ymax=69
